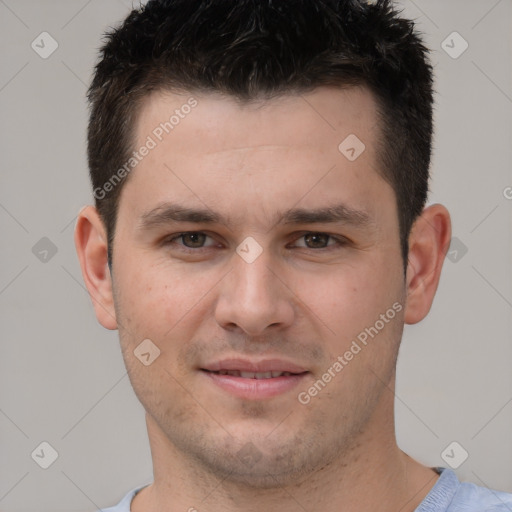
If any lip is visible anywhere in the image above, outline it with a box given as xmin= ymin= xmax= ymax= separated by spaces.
xmin=201 ymin=370 xmax=309 ymax=400
xmin=200 ymin=358 xmax=310 ymax=400
xmin=201 ymin=358 xmax=308 ymax=374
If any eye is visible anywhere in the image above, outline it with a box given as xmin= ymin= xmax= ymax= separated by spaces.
xmin=162 ymin=231 xmax=348 ymax=254
xmin=164 ymin=232 xmax=218 ymax=250
xmin=291 ymin=232 xmax=347 ymax=250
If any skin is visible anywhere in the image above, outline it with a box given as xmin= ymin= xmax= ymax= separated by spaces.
xmin=75 ymin=85 xmax=451 ymax=512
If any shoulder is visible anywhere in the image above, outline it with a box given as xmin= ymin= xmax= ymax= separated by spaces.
xmin=95 ymin=485 xmax=149 ymax=512
xmin=450 ymin=479 xmax=512 ymax=511
xmin=417 ymin=468 xmax=512 ymax=512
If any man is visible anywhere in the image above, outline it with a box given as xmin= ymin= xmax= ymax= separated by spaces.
xmin=74 ymin=0 xmax=512 ymax=511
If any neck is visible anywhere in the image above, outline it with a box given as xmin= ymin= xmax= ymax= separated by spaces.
xmin=132 ymin=393 xmax=439 ymax=512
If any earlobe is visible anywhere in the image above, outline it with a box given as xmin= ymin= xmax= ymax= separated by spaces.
xmin=74 ymin=205 xmax=118 ymax=330
xmin=403 ymin=204 xmax=452 ymax=325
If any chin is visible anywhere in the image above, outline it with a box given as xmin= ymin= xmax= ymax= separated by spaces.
xmin=184 ymin=427 xmax=338 ymax=489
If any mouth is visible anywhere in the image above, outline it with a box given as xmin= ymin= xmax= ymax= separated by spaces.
xmin=199 ymin=359 xmax=310 ymax=400
xmin=203 ymin=369 xmax=301 ymax=379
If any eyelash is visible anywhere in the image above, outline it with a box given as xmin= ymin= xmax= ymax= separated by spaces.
xmin=162 ymin=231 xmax=349 ymax=253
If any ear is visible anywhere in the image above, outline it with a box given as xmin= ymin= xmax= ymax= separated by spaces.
xmin=74 ymin=205 xmax=118 ymax=330
xmin=404 ymin=203 xmax=452 ymax=325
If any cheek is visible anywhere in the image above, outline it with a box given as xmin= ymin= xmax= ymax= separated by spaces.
xmin=293 ymin=264 xmax=385 ymax=333
xmin=292 ymin=257 xmax=403 ymax=373
xmin=113 ymin=257 xmax=218 ymax=338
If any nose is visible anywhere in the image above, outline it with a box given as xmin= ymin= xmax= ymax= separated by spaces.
xmin=214 ymin=247 xmax=295 ymax=336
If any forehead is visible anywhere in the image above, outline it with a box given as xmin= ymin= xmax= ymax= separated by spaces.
xmin=135 ymin=85 xmax=380 ymax=157
xmin=118 ymin=85 xmax=393 ymax=231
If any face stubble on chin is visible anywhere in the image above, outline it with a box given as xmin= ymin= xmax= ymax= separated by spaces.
xmin=109 ymin=85 xmax=407 ymax=489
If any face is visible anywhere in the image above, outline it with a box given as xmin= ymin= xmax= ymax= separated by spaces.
xmin=109 ymin=86 xmax=407 ymax=486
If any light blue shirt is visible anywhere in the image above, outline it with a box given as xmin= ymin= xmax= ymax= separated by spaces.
xmin=99 ymin=467 xmax=512 ymax=511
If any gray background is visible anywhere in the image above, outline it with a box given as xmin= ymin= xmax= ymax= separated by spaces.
xmin=0 ymin=1 xmax=511 ymax=511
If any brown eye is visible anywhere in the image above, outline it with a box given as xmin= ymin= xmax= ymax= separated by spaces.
xmin=290 ymin=232 xmax=348 ymax=251
xmin=303 ymin=233 xmax=331 ymax=249
xmin=180 ymin=232 xmax=207 ymax=248
xmin=164 ymin=232 xmax=217 ymax=251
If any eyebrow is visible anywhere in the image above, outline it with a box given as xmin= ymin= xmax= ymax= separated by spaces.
xmin=137 ymin=202 xmax=374 ymax=231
